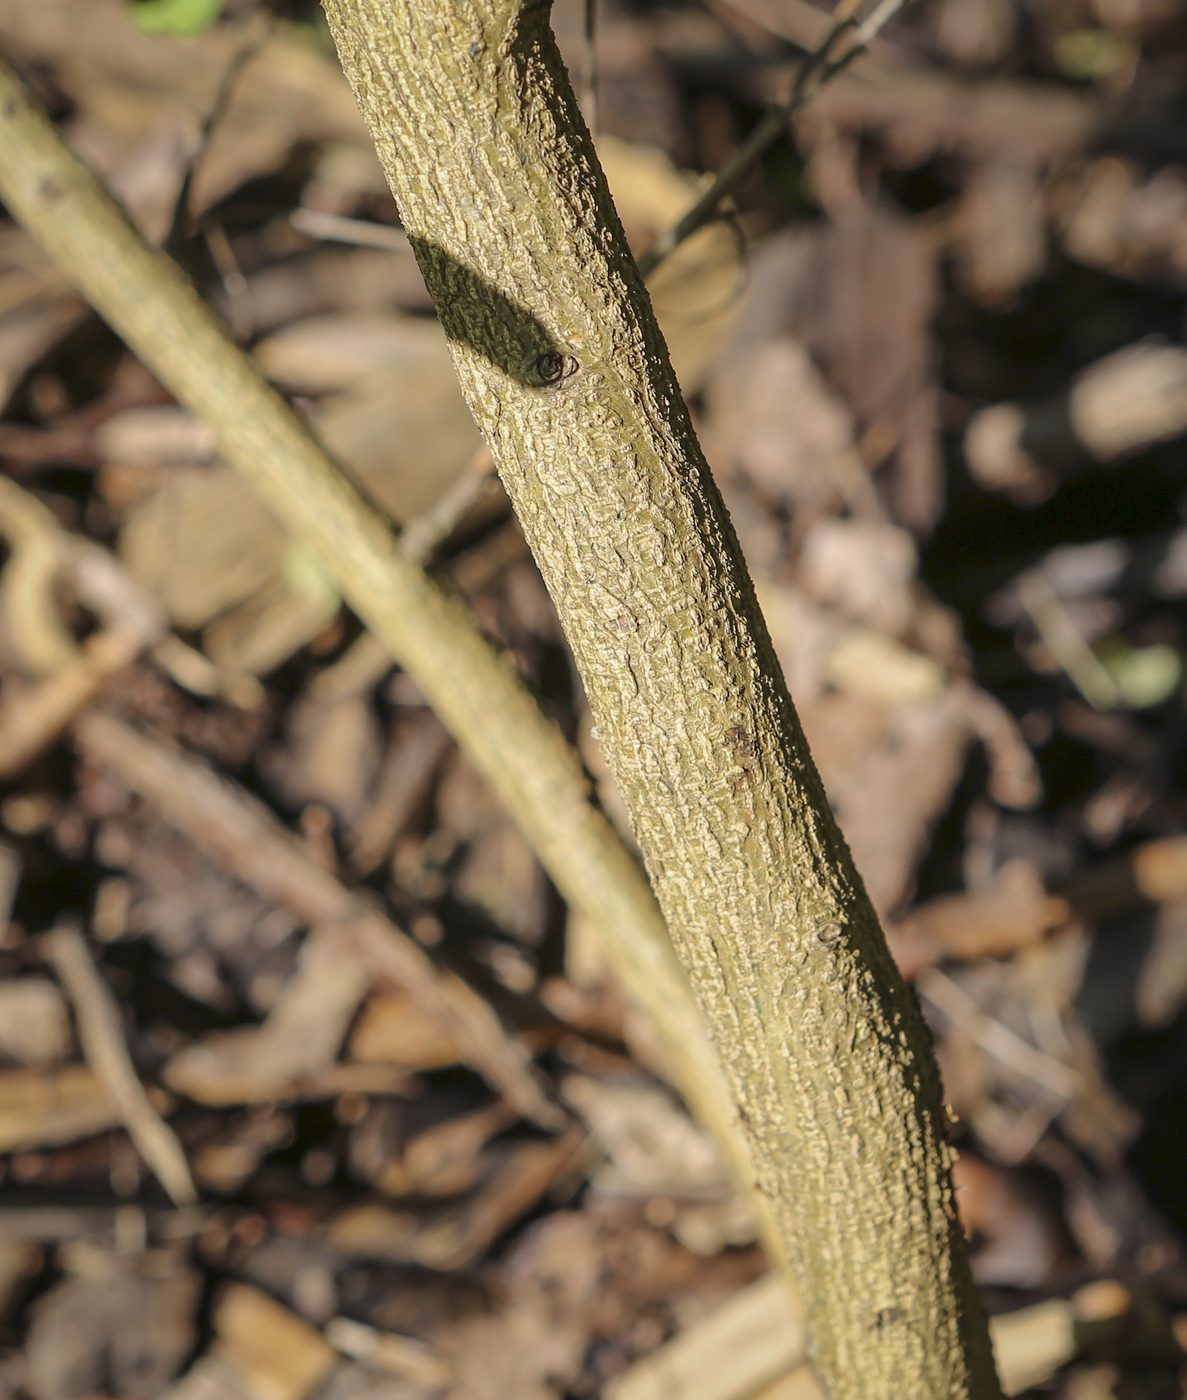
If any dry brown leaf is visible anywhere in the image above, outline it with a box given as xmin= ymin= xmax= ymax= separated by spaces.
xmin=347 ymin=988 xmax=462 ymax=1071
xmin=799 ymin=687 xmax=971 ymax=916
xmin=815 ymin=205 xmax=942 ymax=532
xmin=236 ymin=245 xmax=433 ymax=333
xmin=889 ymin=859 xmax=1071 ymax=978
xmin=117 ymin=314 xmax=485 ymax=674
xmin=0 ymin=0 xmax=369 ymax=214
xmin=120 ymin=466 xmax=286 ymax=632
xmin=561 ymin=1073 xmax=734 ymax=1203
xmin=268 ymin=692 xmax=384 ymax=827
xmin=797 ymin=519 xmax=918 ymax=635
xmin=0 ymin=296 xmax=89 ymax=412
xmin=253 ymin=313 xmax=449 ymax=395
xmin=606 ymin=1274 xmax=806 ymax=1400
xmin=706 ymin=336 xmax=868 ymax=516
xmin=797 ymin=64 xmax=1095 ymax=170
xmin=951 ymin=1152 xmax=1069 ymax=1289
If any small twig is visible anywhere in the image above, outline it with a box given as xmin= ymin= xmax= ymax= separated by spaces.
xmin=1017 ymin=574 xmax=1119 ymax=711
xmin=325 ymin=1318 xmax=455 ymax=1390
xmin=289 ymin=207 xmax=410 ymax=252
xmin=989 ymin=1088 xmax=1066 ymax=1166
xmin=44 ymin=922 xmax=198 ymax=1206
xmin=396 ymin=446 xmax=498 ymax=564
xmin=164 ymin=12 xmax=276 ymax=255
xmin=0 ymin=475 xmax=262 ymax=776
xmin=310 ymin=449 xmax=500 ymax=704
xmin=0 ymin=1204 xmax=204 ymax=1243
xmin=346 ymin=710 xmax=453 ymax=875
xmin=0 ymin=629 xmax=144 ymax=781
xmin=848 ymin=0 xmax=906 ymax=47
xmin=636 ymin=0 xmax=907 ymax=278
xmin=150 ymin=633 xmax=264 ymax=709
xmin=203 ymin=222 xmax=251 ymax=342
xmin=0 ymin=473 xmax=79 ymax=676
xmin=918 ymin=968 xmax=1082 ymax=1099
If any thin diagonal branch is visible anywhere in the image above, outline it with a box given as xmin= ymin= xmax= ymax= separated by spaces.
xmin=45 ymin=922 xmax=198 ymax=1207
xmin=636 ymin=0 xmax=907 ymax=278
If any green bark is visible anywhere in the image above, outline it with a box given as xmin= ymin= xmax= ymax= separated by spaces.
xmin=320 ymin=3 xmax=1002 ymax=1396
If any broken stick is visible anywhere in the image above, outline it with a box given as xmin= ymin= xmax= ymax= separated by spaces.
xmin=43 ymin=922 xmax=198 ymax=1206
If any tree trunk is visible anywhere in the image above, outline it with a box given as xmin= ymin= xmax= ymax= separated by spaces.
xmin=321 ymin=4 xmax=1002 ymax=1396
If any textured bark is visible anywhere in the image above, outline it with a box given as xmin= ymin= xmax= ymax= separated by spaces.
xmin=321 ymin=4 xmax=1002 ymax=1397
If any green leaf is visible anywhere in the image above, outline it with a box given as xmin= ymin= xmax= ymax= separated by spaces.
xmin=130 ymin=0 xmax=226 ymax=38
xmin=1053 ymin=27 xmax=1128 ymax=81
xmin=1102 ymin=642 xmax=1182 ymax=709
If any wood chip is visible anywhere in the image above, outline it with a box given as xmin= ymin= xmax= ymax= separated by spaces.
xmin=605 ymin=1274 xmax=807 ymax=1400
xmin=991 ymin=1299 xmax=1076 ymax=1396
xmin=325 ymin=1317 xmax=454 ymax=1390
xmin=0 ymin=1065 xmax=121 ymax=1153
xmin=173 ymin=1284 xmax=339 ymax=1400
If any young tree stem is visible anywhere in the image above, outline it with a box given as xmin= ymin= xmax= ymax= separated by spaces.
xmin=320 ymin=2 xmax=1000 ymax=1394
